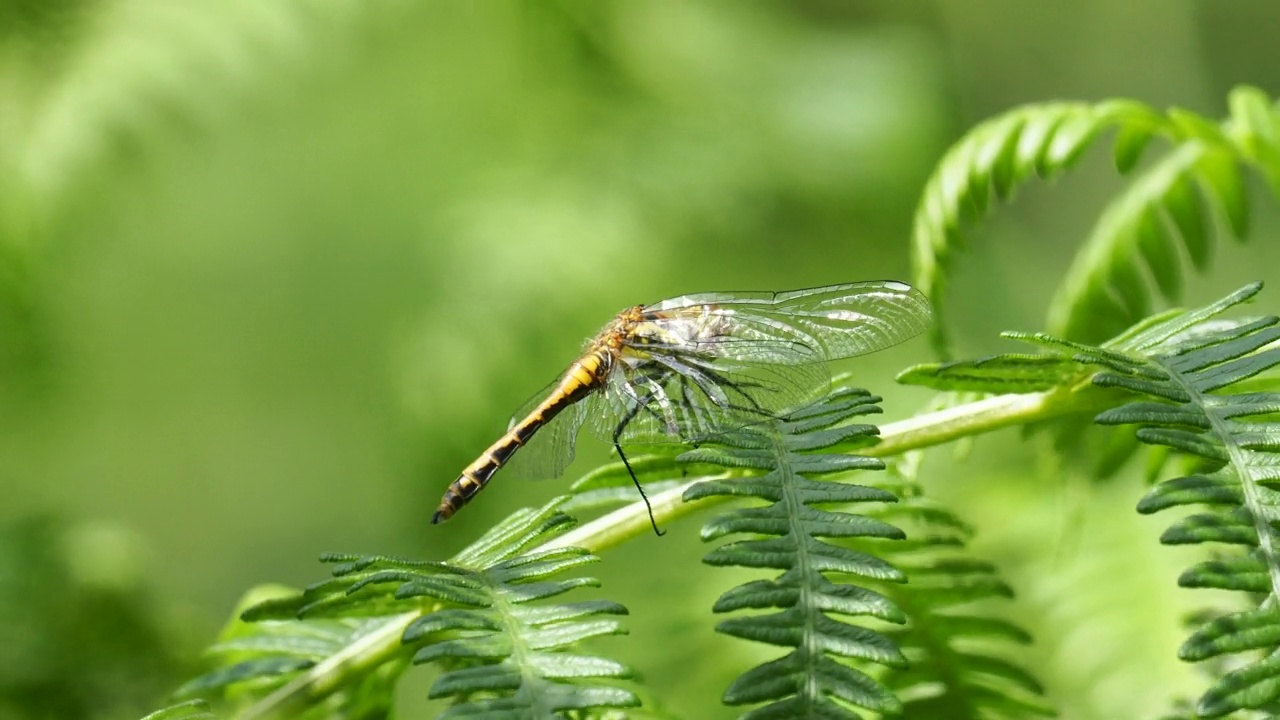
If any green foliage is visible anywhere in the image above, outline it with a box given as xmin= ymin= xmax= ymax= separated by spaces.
xmin=175 ymin=590 xmax=402 ymax=720
xmin=902 ymin=282 xmax=1280 ymax=717
xmin=912 ymin=87 xmax=1280 ymax=356
xmin=865 ymin=462 xmax=1054 ymax=720
xmin=0 ymin=516 xmax=186 ymax=720
xmin=159 ymin=500 xmax=639 ymax=719
xmin=105 ymin=79 xmax=1280 ymax=719
xmin=1090 ymin=285 xmax=1280 ymax=718
xmin=670 ymin=390 xmax=1053 ymax=719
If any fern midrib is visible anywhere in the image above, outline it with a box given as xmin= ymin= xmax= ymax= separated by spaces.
xmin=771 ymin=425 xmax=823 ymax=709
xmin=545 ymin=391 xmax=1077 ymax=555
xmin=484 ymin=571 xmax=553 ymax=716
xmin=1156 ymin=356 xmax=1280 ymax=599
xmin=239 ymin=610 xmax=420 ymax=720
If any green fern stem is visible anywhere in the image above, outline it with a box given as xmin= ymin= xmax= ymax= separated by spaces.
xmin=546 ymin=388 xmax=1092 ymax=554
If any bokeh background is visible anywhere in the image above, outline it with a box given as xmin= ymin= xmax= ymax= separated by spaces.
xmin=3 ymin=2 xmax=1280 ymax=718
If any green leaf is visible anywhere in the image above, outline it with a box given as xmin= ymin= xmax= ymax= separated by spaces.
xmin=1181 ymin=606 xmax=1280 ymax=661
xmin=897 ymin=353 xmax=1084 ymax=393
xmin=1114 ymin=123 xmax=1156 ymax=173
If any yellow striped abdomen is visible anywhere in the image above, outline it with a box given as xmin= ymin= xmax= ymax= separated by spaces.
xmin=431 ymin=350 xmax=610 ymax=523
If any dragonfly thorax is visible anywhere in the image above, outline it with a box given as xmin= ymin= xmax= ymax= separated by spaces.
xmin=624 ymin=305 xmax=731 ymax=355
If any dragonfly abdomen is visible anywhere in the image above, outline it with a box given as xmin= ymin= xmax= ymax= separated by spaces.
xmin=431 ymin=431 xmax=525 ymax=523
xmin=431 ymin=351 xmax=611 ymax=523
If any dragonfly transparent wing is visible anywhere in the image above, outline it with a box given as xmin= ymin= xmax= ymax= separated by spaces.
xmin=643 ymin=280 xmax=932 ymax=363
xmin=583 ymin=281 xmax=930 ymax=444
xmin=583 ymin=355 xmax=830 ymax=445
xmin=500 ymin=378 xmax=589 ymax=481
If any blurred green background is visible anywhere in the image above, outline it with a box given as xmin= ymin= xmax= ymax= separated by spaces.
xmin=2 ymin=1 xmax=1279 ymax=718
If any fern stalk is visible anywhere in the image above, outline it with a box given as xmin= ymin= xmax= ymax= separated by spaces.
xmin=553 ymin=387 xmax=1098 ymax=554
xmin=1179 ymin=366 xmax=1280 ymax=601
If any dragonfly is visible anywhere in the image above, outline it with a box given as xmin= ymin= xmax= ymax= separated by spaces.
xmin=432 ymin=280 xmax=931 ymax=534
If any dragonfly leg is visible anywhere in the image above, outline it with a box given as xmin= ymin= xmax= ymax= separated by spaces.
xmin=699 ymin=367 xmax=774 ymax=417
xmin=634 ymin=373 xmax=680 ymax=436
xmin=612 ymin=391 xmax=665 ymax=537
xmin=657 ymin=354 xmax=776 ymax=421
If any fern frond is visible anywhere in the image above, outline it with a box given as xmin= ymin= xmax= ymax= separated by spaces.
xmin=895 ymin=284 xmax=1280 ymax=715
xmin=864 ymin=461 xmax=1054 ymax=719
xmin=249 ymin=499 xmax=640 ymax=718
xmin=947 ymin=282 xmax=1280 ymax=716
xmin=1066 ymin=283 xmax=1280 ymax=717
xmin=682 ymin=387 xmax=909 ymax=717
xmin=175 ymin=598 xmax=400 ymax=719
xmin=155 ymin=499 xmax=640 ymax=718
xmin=912 ymin=86 xmax=1279 ymax=356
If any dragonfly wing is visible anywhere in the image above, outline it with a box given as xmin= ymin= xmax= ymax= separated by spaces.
xmin=501 ymin=379 xmax=589 ymax=481
xmin=645 ymin=280 xmax=931 ymax=363
xmin=583 ymin=357 xmax=830 ymax=445
xmin=584 ymin=374 xmax=676 ymax=445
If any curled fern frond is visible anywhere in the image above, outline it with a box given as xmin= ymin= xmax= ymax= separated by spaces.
xmin=683 ymin=387 xmax=909 ymax=718
xmin=912 ymin=86 xmax=1279 ymax=357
